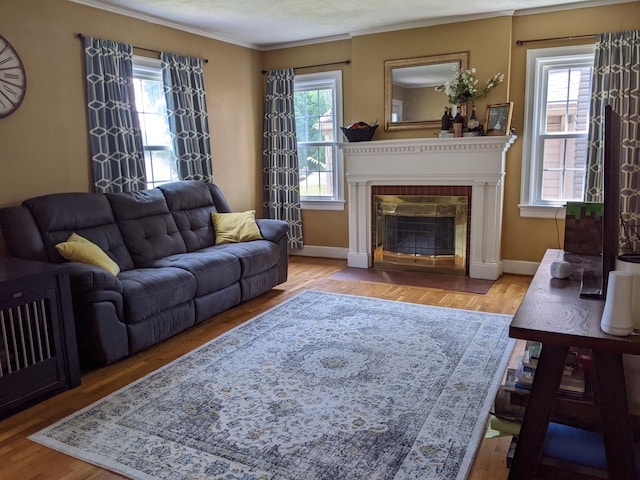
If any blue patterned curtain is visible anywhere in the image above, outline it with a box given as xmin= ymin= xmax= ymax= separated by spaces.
xmin=585 ymin=30 xmax=640 ymax=253
xmin=263 ymin=68 xmax=303 ymax=250
xmin=83 ymin=36 xmax=146 ymax=193
xmin=161 ymin=53 xmax=213 ymax=183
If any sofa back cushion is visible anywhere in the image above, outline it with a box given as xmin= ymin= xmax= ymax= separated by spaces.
xmin=0 ymin=205 xmax=49 ymax=262
xmin=22 ymin=192 xmax=134 ymax=270
xmin=159 ymin=181 xmax=232 ymax=252
xmin=206 ymin=183 xmax=232 ymax=213
xmin=107 ymin=188 xmax=186 ymax=266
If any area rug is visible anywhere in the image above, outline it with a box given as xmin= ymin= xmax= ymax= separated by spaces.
xmin=329 ymin=268 xmax=495 ymax=294
xmin=30 ymin=290 xmax=514 ymax=480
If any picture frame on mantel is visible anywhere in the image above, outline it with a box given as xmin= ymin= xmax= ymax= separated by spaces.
xmin=485 ymin=102 xmax=513 ymax=136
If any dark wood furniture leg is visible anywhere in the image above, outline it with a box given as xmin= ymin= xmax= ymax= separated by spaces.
xmin=508 ymin=344 xmax=569 ymax=480
xmin=592 ymin=350 xmax=638 ymax=480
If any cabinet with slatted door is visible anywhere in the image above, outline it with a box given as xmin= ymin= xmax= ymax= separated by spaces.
xmin=0 ymin=258 xmax=80 ymax=419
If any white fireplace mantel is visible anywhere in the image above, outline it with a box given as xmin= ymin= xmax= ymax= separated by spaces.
xmin=340 ymin=135 xmax=517 ymax=280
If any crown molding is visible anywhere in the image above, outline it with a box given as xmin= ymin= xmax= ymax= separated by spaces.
xmin=259 ymin=34 xmax=353 ymax=51
xmin=66 ymin=0 xmax=633 ymax=52
xmin=349 ymin=10 xmax=515 ymax=38
xmin=66 ymin=0 xmax=258 ymax=49
xmin=513 ymin=0 xmax=632 ymax=16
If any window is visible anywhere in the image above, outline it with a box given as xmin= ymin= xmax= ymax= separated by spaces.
xmin=294 ymin=71 xmax=344 ymax=210
xmin=132 ymin=56 xmax=179 ymax=189
xmin=520 ymin=45 xmax=595 ymax=218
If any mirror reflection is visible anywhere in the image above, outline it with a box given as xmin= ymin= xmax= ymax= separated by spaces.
xmin=384 ymin=52 xmax=469 ymax=131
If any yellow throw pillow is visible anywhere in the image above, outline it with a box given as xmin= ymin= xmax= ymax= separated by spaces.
xmin=211 ymin=210 xmax=263 ymax=245
xmin=55 ymin=233 xmax=120 ymax=275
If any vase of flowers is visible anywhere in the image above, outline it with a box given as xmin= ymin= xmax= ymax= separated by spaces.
xmin=435 ymin=67 xmax=504 ymax=132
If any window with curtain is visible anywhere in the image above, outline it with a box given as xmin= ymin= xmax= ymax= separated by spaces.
xmin=161 ymin=53 xmax=213 ymax=184
xmin=520 ymin=45 xmax=595 ymax=218
xmin=83 ymin=35 xmax=211 ymax=192
xmin=132 ymin=56 xmax=179 ymax=189
xmin=293 ymin=70 xmax=344 ymax=211
xmin=83 ymin=36 xmax=147 ymax=193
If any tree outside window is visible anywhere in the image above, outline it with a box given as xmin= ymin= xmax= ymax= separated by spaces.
xmin=293 ymin=71 xmax=344 ymax=210
xmin=132 ymin=56 xmax=179 ymax=189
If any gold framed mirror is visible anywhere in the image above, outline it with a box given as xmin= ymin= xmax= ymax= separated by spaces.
xmin=384 ymin=52 xmax=469 ymax=131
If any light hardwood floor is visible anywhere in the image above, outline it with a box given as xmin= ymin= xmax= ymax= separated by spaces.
xmin=0 ymin=256 xmax=532 ymax=480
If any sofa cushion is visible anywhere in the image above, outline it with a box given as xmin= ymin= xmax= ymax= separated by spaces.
xmin=146 ymin=251 xmax=241 ymax=296
xmin=158 ymin=181 xmax=218 ymax=251
xmin=200 ymin=240 xmax=281 ymax=278
xmin=118 ymin=267 xmax=196 ymax=324
xmin=56 ymin=233 xmax=121 ymax=275
xmin=22 ymin=192 xmax=134 ymax=270
xmin=107 ymin=188 xmax=187 ymax=267
xmin=211 ymin=210 xmax=263 ymax=245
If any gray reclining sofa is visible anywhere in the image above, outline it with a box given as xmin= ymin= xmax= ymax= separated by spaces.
xmin=0 ymin=181 xmax=289 ymax=366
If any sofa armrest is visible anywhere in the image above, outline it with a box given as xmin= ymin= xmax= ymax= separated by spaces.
xmin=256 ymin=219 xmax=289 ymax=244
xmin=256 ymin=219 xmax=289 ymax=284
xmin=64 ymin=261 xmax=123 ymax=294
xmin=0 ymin=205 xmax=49 ymax=262
xmin=63 ymin=262 xmax=128 ymax=366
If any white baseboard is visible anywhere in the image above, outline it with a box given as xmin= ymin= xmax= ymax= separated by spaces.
xmin=502 ymin=259 xmax=539 ymax=276
xmin=291 ymin=247 xmax=539 ymax=276
xmin=290 ymin=245 xmax=348 ymax=259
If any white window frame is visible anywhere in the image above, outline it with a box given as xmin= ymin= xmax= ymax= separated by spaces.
xmin=294 ymin=70 xmax=345 ymax=211
xmin=132 ymin=55 xmax=179 ymax=189
xmin=519 ymin=45 xmax=595 ymax=219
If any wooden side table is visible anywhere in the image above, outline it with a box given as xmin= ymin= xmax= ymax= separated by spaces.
xmin=508 ymin=249 xmax=640 ymax=480
xmin=0 ymin=258 xmax=81 ymax=419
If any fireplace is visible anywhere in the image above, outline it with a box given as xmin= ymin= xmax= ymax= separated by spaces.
xmin=341 ymin=135 xmax=516 ymax=280
xmin=373 ymin=194 xmax=468 ymax=275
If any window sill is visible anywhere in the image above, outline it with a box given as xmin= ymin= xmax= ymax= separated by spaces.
xmin=301 ymin=200 xmax=345 ymax=211
xmin=519 ymin=204 xmax=566 ymax=219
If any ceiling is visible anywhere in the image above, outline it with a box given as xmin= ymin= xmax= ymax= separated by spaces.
xmin=69 ymin=0 xmax=627 ymax=50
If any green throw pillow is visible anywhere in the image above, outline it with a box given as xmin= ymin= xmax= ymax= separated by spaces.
xmin=211 ymin=210 xmax=263 ymax=245
xmin=55 ymin=233 xmax=120 ymax=275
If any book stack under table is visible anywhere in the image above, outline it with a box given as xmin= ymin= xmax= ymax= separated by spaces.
xmin=510 ymin=341 xmax=587 ymax=396
xmin=493 ymin=340 xmax=640 ymax=479
xmin=495 ymin=341 xmax=599 ymax=433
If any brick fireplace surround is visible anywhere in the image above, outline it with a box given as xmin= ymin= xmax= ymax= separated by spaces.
xmin=341 ymin=136 xmax=517 ymax=280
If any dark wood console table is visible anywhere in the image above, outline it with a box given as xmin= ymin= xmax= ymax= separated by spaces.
xmin=508 ymin=249 xmax=640 ymax=480
xmin=0 ymin=258 xmax=81 ymax=419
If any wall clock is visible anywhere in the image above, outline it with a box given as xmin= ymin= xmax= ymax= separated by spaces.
xmin=0 ymin=35 xmax=27 ymax=118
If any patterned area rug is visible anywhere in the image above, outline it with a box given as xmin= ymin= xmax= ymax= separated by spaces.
xmin=30 ymin=291 xmax=514 ymax=479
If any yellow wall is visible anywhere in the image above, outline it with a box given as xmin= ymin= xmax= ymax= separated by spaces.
xmin=261 ymin=40 xmax=353 ymax=248
xmin=0 ymin=0 xmax=262 ymax=212
xmin=1 ymin=0 xmax=638 ymax=263
xmin=264 ymin=3 xmax=639 ymax=261
xmin=504 ymin=5 xmax=639 ymax=262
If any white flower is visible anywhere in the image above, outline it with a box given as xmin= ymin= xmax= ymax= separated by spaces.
xmin=435 ymin=67 xmax=504 ymax=105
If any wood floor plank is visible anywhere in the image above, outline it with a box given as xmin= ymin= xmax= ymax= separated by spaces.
xmin=0 ymin=256 xmax=531 ymax=480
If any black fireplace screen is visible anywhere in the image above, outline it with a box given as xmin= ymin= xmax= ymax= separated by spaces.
xmin=384 ymin=215 xmax=455 ymax=256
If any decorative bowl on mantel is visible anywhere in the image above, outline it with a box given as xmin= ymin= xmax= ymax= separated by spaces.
xmin=341 ymin=121 xmax=378 ymax=142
